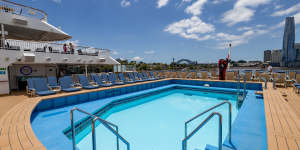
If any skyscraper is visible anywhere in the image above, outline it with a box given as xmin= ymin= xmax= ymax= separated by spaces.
xmin=264 ymin=50 xmax=271 ymax=62
xmin=282 ymin=17 xmax=296 ymax=67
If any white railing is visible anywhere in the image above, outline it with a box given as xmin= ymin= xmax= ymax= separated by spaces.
xmin=0 ymin=0 xmax=47 ymax=21
xmin=3 ymin=39 xmax=110 ymax=57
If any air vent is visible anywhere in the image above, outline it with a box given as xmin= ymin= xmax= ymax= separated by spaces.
xmin=13 ymin=18 xmax=27 ymax=25
xmin=23 ymin=53 xmax=35 ymax=62
xmin=98 ymin=58 xmax=106 ymax=62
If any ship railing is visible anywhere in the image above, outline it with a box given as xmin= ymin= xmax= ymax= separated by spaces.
xmin=1 ymin=39 xmax=111 ymax=57
xmin=0 ymin=0 xmax=47 ymax=21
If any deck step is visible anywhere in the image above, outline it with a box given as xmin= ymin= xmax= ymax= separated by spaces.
xmin=205 ymin=144 xmax=235 ymax=150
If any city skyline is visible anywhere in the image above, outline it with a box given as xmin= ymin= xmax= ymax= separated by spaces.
xmin=19 ymin=0 xmax=300 ymax=63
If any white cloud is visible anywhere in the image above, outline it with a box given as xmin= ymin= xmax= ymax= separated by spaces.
xmin=237 ymin=26 xmax=252 ymax=31
xmin=128 ymin=50 xmax=135 ymax=54
xmin=275 ymin=5 xmax=283 ymax=10
xmin=211 ymin=0 xmax=227 ymax=4
xmin=164 ymin=16 xmax=215 ymax=41
xmin=53 ymin=0 xmax=61 ymax=4
xmin=132 ymin=56 xmax=143 ymax=61
xmin=216 ymin=28 xmax=268 ymax=49
xmin=112 ymin=51 xmax=119 ymax=55
xmin=121 ymin=0 xmax=131 ymax=7
xmin=256 ymin=24 xmax=266 ymax=28
xmin=222 ymin=0 xmax=271 ymax=26
xmin=144 ymin=50 xmax=155 ymax=54
xmin=272 ymin=3 xmax=300 ymax=17
xmin=185 ymin=0 xmax=207 ymax=16
xmin=157 ymin=0 xmax=169 ymax=8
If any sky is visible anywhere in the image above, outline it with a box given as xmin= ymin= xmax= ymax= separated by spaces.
xmin=19 ymin=0 xmax=300 ymax=63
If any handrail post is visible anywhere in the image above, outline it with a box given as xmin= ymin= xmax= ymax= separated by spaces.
xmin=71 ymin=109 xmax=76 ymax=150
xmin=243 ymin=76 xmax=246 ymax=99
xmin=184 ymin=101 xmax=232 ymax=149
xmin=182 ymin=112 xmax=223 ymax=150
xmin=92 ymin=119 xmax=97 ymax=150
xmin=237 ymin=74 xmax=240 ymax=101
xmin=70 ymin=107 xmax=127 ymax=150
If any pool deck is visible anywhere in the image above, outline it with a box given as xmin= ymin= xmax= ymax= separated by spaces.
xmin=0 ymin=79 xmax=299 ymax=150
xmin=263 ymin=83 xmax=300 ymax=150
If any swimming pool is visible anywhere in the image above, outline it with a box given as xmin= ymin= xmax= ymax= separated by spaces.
xmin=76 ymin=88 xmax=239 ymax=150
xmin=31 ymin=79 xmax=267 ymax=150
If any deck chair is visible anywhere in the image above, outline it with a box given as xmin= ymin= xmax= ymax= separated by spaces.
xmin=142 ymin=72 xmax=155 ymax=80
xmin=274 ymin=73 xmax=286 ymax=87
xmin=33 ymin=78 xmax=56 ymax=96
xmin=47 ymin=76 xmax=61 ymax=91
xmin=149 ymin=72 xmax=158 ymax=80
xmin=128 ymin=72 xmax=142 ymax=82
xmin=210 ymin=71 xmax=219 ymax=80
xmin=78 ymin=75 xmax=99 ymax=89
xmin=108 ymin=73 xmax=124 ymax=85
xmin=91 ymin=74 xmax=112 ymax=87
xmin=100 ymin=73 xmax=112 ymax=84
xmin=136 ymin=72 xmax=147 ymax=81
xmin=226 ymin=72 xmax=235 ymax=80
xmin=134 ymin=72 xmax=145 ymax=81
xmin=293 ymin=74 xmax=300 ymax=93
xmin=119 ymin=73 xmax=135 ymax=84
xmin=201 ymin=72 xmax=208 ymax=79
xmin=59 ymin=76 xmax=80 ymax=92
xmin=26 ymin=78 xmax=36 ymax=96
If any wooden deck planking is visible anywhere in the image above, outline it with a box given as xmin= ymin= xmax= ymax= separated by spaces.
xmin=0 ymin=79 xmax=299 ymax=150
xmin=263 ymin=83 xmax=300 ymax=150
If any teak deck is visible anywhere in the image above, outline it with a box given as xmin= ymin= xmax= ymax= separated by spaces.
xmin=263 ymin=83 xmax=300 ymax=150
xmin=0 ymin=79 xmax=299 ymax=150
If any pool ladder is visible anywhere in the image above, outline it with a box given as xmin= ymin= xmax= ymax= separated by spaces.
xmin=236 ymin=74 xmax=247 ymax=103
xmin=70 ymin=108 xmax=130 ymax=150
xmin=182 ymin=101 xmax=233 ymax=150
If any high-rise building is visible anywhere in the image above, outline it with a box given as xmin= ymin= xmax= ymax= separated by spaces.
xmin=282 ymin=17 xmax=296 ymax=67
xmin=271 ymin=49 xmax=282 ymax=66
xmin=264 ymin=50 xmax=271 ymax=62
xmin=295 ymin=43 xmax=300 ymax=61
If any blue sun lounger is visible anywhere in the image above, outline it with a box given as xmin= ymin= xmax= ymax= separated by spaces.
xmin=91 ymin=74 xmax=112 ymax=87
xmin=142 ymin=72 xmax=155 ymax=80
xmin=128 ymin=72 xmax=142 ymax=82
xmin=47 ymin=76 xmax=61 ymax=90
xmin=78 ymin=75 xmax=99 ymax=89
xmin=137 ymin=72 xmax=149 ymax=81
xmin=118 ymin=73 xmax=135 ymax=84
xmin=33 ymin=78 xmax=56 ymax=96
xmin=149 ymin=72 xmax=158 ymax=80
xmin=59 ymin=76 xmax=80 ymax=92
xmin=27 ymin=78 xmax=36 ymax=96
xmin=108 ymin=73 xmax=124 ymax=85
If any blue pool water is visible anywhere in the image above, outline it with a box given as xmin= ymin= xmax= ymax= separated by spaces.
xmin=76 ymin=89 xmax=239 ymax=150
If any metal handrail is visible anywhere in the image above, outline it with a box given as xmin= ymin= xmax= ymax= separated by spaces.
xmin=182 ymin=112 xmax=223 ymax=150
xmin=243 ymin=76 xmax=247 ymax=99
xmin=237 ymin=74 xmax=240 ymax=101
xmin=0 ymin=0 xmax=47 ymax=20
xmin=184 ymin=101 xmax=232 ymax=145
xmin=71 ymin=108 xmax=130 ymax=150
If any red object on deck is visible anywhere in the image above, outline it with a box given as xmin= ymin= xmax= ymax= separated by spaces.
xmin=218 ymin=59 xmax=229 ymax=80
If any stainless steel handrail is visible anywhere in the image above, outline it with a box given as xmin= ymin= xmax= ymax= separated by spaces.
xmin=243 ymin=76 xmax=247 ymax=99
xmin=237 ymin=74 xmax=240 ymax=101
xmin=0 ymin=0 xmax=48 ymax=20
xmin=182 ymin=112 xmax=223 ymax=150
xmin=92 ymin=117 xmax=130 ymax=150
xmin=184 ymin=101 xmax=232 ymax=146
xmin=70 ymin=108 xmax=129 ymax=150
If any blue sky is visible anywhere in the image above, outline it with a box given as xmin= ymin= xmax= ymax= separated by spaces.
xmin=22 ymin=0 xmax=300 ymax=63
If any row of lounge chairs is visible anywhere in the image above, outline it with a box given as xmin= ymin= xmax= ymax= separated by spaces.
xmin=26 ymin=72 xmax=163 ymax=96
